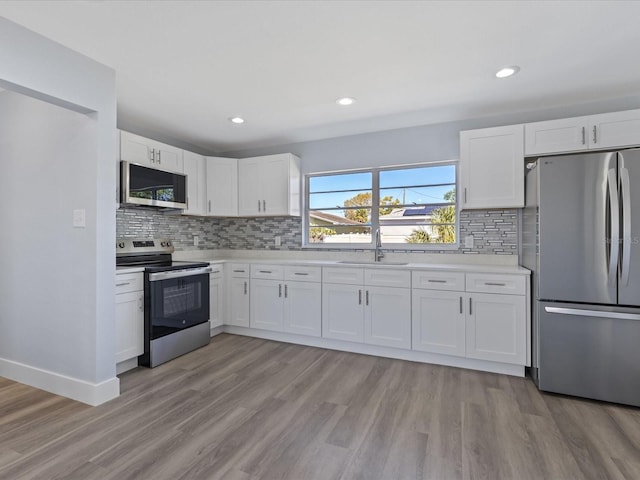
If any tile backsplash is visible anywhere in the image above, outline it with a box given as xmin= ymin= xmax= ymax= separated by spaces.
xmin=116 ymin=207 xmax=518 ymax=255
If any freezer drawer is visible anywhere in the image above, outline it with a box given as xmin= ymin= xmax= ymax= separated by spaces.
xmin=538 ymin=301 xmax=640 ymax=407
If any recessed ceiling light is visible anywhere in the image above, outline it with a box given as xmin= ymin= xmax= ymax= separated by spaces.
xmin=336 ymin=97 xmax=356 ymax=106
xmin=229 ymin=117 xmax=245 ymax=124
xmin=495 ymin=66 xmax=520 ymax=78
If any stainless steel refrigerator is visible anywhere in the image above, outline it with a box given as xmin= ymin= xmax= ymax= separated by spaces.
xmin=523 ymin=148 xmax=640 ymax=407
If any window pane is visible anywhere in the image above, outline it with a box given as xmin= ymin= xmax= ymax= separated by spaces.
xmin=309 ymin=190 xmax=372 ymax=209
xmin=381 ymin=224 xmax=456 ymax=244
xmin=379 ymin=165 xmax=455 ymax=188
xmin=379 ymin=186 xmax=455 ymax=206
xmin=309 ymin=172 xmax=372 ymax=193
xmin=308 ymin=226 xmax=372 ymax=244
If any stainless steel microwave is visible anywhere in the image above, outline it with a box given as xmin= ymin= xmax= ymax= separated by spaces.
xmin=121 ymin=161 xmax=187 ymax=209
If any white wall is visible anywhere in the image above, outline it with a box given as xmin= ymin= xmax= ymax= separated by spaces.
xmin=0 ymin=17 xmax=117 ymax=405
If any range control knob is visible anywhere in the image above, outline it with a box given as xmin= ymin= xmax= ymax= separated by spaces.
xmin=118 ymin=242 xmax=125 ymax=249
xmin=160 ymin=242 xmax=166 ymax=247
xmin=166 ymin=241 xmax=172 ymax=247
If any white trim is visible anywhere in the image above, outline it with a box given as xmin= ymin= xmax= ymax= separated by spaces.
xmin=210 ymin=324 xmax=225 ymax=337
xmin=0 ymin=357 xmax=120 ymax=406
xmin=116 ymin=357 xmax=139 ymax=375
xmin=223 ymin=326 xmax=524 ymax=377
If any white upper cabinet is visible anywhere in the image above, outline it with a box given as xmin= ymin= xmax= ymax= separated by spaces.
xmin=206 ymin=157 xmax=238 ymax=216
xmin=182 ymin=151 xmax=207 ymax=216
xmin=459 ymin=124 xmax=524 ymax=210
xmin=120 ymin=131 xmax=183 ymax=172
xmin=525 ymin=109 xmax=640 ymax=155
xmin=238 ymin=153 xmax=301 ymax=216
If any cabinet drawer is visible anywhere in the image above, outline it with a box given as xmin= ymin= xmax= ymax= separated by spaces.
xmin=285 ymin=265 xmax=321 ymax=283
xmin=323 ymin=267 xmax=364 ymax=285
xmin=115 ymin=272 xmax=143 ymax=294
xmin=364 ymin=268 xmax=410 ymax=288
xmin=209 ymin=263 xmax=224 ymax=279
xmin=229 ymin=263 xmax=250 ymax=278
xmin=251 ymin=264 xmax=284 ymax=280
xmin=412 ymin=271 xmax=465 ymax=291
xmin=466 ymin=273 xmax=526 ymax=295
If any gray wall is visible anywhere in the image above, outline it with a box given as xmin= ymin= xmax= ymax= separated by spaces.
xmin=0 ymin=18 xmax=117 ymax=392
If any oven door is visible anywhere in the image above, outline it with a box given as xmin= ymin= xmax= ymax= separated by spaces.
xmin=147 ymin=269 xmax=210 ymax=340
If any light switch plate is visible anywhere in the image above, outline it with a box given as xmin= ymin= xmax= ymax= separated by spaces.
xmin=464 ymin=235 xmax=474 ymax=248
xmin=73 ymin=209 xmax=86 ymax=228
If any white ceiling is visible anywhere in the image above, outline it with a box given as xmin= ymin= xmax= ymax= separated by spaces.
xmin=1 ymin=0 xmax=639 ymax=153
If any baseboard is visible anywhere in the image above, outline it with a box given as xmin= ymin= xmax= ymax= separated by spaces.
xmin=223 ymin=326 xmax=525 ymax=377
xmin=210 ymin=324 xmax=224 ymax=337
xmin=0 ymin=357 xmax=120 ymax=406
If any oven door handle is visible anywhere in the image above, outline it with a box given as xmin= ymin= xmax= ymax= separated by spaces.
xmin=148 ymin=267 xmax=212 ymax=282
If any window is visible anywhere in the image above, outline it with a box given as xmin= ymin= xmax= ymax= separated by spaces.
xmin=305 ymin=163 xmax=457 ymax=247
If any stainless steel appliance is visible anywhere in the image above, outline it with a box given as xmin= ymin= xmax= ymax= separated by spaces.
xmin=121 ymin=161 xmax=188 ymax=209
xmin=116 ymin=239 xmax=211 ymax=367
xmin=523 ymin=148 xmax=640 ymax=406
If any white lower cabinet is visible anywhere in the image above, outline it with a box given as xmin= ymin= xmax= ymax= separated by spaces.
xmin=412 ymin=289 xmax=466 ymax=356
xmin=466 ymin=292 xmax=526 ymax=365
xmin=228 ymin=264 xmax=250 ymax=327
xmin=322 ymin=267 xmax=411 ymax=348
xmin=209 ymin=265 xmax=224 ymax=330
xmin=250 ymin=265 xmax=322 ymax=336
xmin=115 ymin=272 xmax=144 ymax=365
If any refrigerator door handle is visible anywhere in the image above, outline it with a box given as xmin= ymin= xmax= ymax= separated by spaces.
xmin=607 ymin=168 xmax=620 ymax=285
xmin=620 ymin=164 xmax=632 ymax=286
xmin=545 ymin=306 xmax=640 ymax=321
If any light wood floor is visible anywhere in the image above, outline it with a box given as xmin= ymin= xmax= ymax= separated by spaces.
xmin=1 ymin=334 xmax=640 ymax=480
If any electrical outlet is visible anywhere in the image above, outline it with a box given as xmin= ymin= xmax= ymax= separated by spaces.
xmin=464 ymin=235 xmax=474 ymax=248
xmin=193 ymin=235 xmax=199 ymax=247
xmin=73 ymin=209 xmax=86 ymax=228
xmin=274 ymin=236 xmax=281 ymax=247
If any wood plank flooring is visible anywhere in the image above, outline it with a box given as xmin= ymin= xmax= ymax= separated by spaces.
xmin=1 ymin=333 xmax=639 ymax=479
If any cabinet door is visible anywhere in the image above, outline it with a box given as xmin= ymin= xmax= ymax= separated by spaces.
xmin=155 ymin=143 xmax=183 ymax=172
xmin=206 ymin=157 xmax=238 ymax=216
xmin=209 ymin=276 xmax=224 ymax=329
xmin=466 ymin=293 xmax=526 ymax=365
xmin=283 ymin=281 xmax=321 ymax=337
xmin=250 ymin=279 xmax=283 ymax=331
xmin=229 ymin=277 xmax=250 ymax=327
xmin=120 ymin=131 xmax=154 ymax=167
xmin=412 ymin=289 xmax=465 ymax=356
xmin=183 ymin=151 xmax=207 ymax=216
xmin=115 ymin=291 xmax=144 ymax=363
xmin=261 ymin=155 xmax=290 ymax=215
xmin=524 ymin=117 xmax=589 ymax=155
xmin=590 ymin=109 xmax=640 ymax=150
xmin=460 ymin=125 xmax=524 ymax=209
xmin=238 ymin=157 xmax=263 ymax=216
xmin=322 ymin=283 xmax=364 ymax=343
xmin=364 ymin=286 xmax=411 ymax=349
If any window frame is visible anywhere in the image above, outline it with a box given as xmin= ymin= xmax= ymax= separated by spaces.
xmin=303 ymin=161 xmax=459 ymax=250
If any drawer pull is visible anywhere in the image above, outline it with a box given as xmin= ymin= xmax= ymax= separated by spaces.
xmin=484 ymin=282 xmax=506 ymax=286
xmin=244 ymin=281 xmax=247 ymax=295
xmin=469 ymin=297 xmax=473 ymax=315
xmin=116 ymin=282 xmax=130 ymax=287
xmin=460 ymin=296 xmax=463 ymax=314
xmin=259 ymin=270 xmax=273 ymax=274
xmin=211 ymin=270 xmax=220 ymax=274
xmin=294 ymin=272 xmax=309 ymax=276
xmin=428 ymin=279 xmax=447 ymax=283
xmin=233 ymin=269 xmax=245 ymax=273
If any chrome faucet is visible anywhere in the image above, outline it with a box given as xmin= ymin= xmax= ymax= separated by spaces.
xmin=375 ymin=228 xmax=385 ymax=262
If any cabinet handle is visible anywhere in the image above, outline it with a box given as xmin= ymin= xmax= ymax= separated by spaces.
xmin=244 ymin=281 xmax=247 ymax=295
xmin=233 ymin=269 xmax=245 ymax=273
xmin=258 ymin=200 xmax=261 ymax=212
xmin=427 ymin=279 xmax=447 ymax=283
xmin=366 ymin=290 xmax=369 ymax=306
xmin=157 ymin=150 xmax=161 ymax=164
xmin=469 ymin=297 xmax=473 ymax=315
xmin=294 ymin=272 xmax=309 ymax=276
xmin=484 ymin=282 xmax=506 ymax=286
xmin=138 ymin=296 xmax=143 ymax=311
xmin=279 ymin=284 xmax=282 ymax=298
xmin=259 ymin=270 xmax=272 ymax=274
xmin=116 ymin=282 xmax=130 ymax=287
xmin=263 ymin=200 xmax=266 ymax=212
xmin=464 ymin=188 xmax=467 ymax=204
xmin=150 ymin=148 xmax=155 ymax=163
xmin=593 ymin=125 xmax=597 ymax=144
xmin=211 ymin=270 xmax=220 ymax=274
xmin=459 ymin=296 xmax=463 ymax=314
xmin=208 ymin=200 xmax=211 ymax=213
xmin=581 ymin=126 xmax=586 ymax=145
xmin=358 ymin=289 xmax=362 ymax=305
xmin=284 ymin=284 xmax=288 ymax=298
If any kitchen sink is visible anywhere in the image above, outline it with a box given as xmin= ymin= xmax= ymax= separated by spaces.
xmin=337 ymin=260 xmax=409 ymax=266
